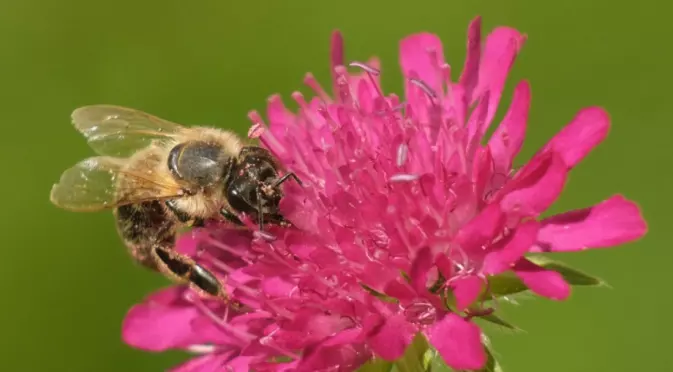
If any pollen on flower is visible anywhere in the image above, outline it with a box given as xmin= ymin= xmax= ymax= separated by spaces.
xmin=122 ymin=16 xmax=648 ymax=372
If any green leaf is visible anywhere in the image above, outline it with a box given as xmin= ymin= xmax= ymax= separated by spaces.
xmin=485 ymin=257 xmax=606 ymax=299
xmin=425 ymin=349 xmax=452 ymax=372
xmin=527 ymin=255 xmax=605 ymax=287
xmin=420 ymin=342 xmax=504 ymax=372
xmin=476 ymin=313 xmax=522 ymax=333
xmin=359 ymin=358 xmax=394 ymax=372
xmin=393 ymin=333 xmax=430 ymax=372
xmin=360 ymin=284 xmax=399 ymax=303
xmin=475 ymin=345 xmax=504 ymax=372
xmin=486 ymin=273 xmax=528 ymax=298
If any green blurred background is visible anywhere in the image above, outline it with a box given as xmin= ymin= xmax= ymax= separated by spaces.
xmin=1 ymin=0 xmax=667 ymax=371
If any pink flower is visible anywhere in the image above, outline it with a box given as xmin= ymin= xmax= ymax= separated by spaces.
xmin=122 ymin=17 xmax=647 ymax=371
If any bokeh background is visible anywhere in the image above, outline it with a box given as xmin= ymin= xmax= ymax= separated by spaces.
xmin=1 ymin=0 xmax=668 ymax=371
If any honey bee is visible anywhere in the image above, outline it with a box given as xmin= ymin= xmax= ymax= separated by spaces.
xmin=50 ymin=105 xmax=300 ymax=299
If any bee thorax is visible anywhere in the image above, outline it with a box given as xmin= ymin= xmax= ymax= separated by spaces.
xmin=170 ymin=194 xmax=221 ymax=219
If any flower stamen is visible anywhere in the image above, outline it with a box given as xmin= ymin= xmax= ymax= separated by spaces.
xmin=186 ymin=344 xmax=217 ymax=354
xmin=409 ymin=77 xmax=438 ymax=99
xmin=348 ymin=61 xmax=380 ymax=75
xmin=396 ymin=143 xmax=408 ymax=167
xmin=390 ymin=173 xmax=419 ymax=182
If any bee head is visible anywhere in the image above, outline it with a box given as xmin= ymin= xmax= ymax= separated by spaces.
xmin=225 ymin=153 xmax=282 ymax=216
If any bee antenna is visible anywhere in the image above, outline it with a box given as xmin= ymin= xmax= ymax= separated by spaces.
xmin=271 ymin=172 xmax=303 ymax=188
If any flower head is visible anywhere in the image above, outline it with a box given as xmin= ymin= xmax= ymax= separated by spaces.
xmin=122 ymin=17 xmax=647 ymax=371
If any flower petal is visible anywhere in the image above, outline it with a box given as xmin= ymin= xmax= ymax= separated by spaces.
xmin=331 ymin=30 xmax=344 ymax=73
xmin=366 ymin=314 xmax=416 ymax=360
xmin=122 ymin=288 xmax=203 ymax=351
xmin=473 ymin=27 xmax=526 ymax=125
xmin=459 ymin=16 xmax=482 ymax=103
xmin=541 ymin=107 xmax=610 ymax=168
xmin=298 ymin=329 xmax=369 ymax=372
xmin=451 ymin=276 xmax=483 ymax=310
xmin=514 ymin=259 xmax=570 ymax=300
xmin=533 ymin=195 xmax=647 ymax=252
xmin=399 ymin=33 xmax=445 ymax=94
xmin=410 ymin=246 xmax=433 ymax=293
xmin=483 ymin=220 xmax=539 ymax=275
xmin=225 ymin=357 xmax=257 ymax=372
xmin=488 ymin=80 xmax=531 ymax=174
xmin=500 ymin=151 xmax=567 ymax=216
xmin=428 ymin=314 xmax=486 ymax=370
xmin=456 ymin=203 xmax=505 ymax=251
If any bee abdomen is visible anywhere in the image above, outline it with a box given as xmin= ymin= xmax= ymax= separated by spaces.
xmin=114 ymin=201 xmax=177 ymax=270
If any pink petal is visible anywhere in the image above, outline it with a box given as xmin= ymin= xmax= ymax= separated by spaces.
xmin=399 ymin=33 xmax=446 ymax=94
xmin=466 ymin=92 xmax=491 ymax=156
xmin=472 ymin=146 xmax=495 ymax=202
xmin=533 ymin=195 xmax=647 ymax=252
xmin=500 ymin=151 xmax=567 ymax=216
xmin=175 ymin=231 xmax=200 ymax=256
xmin=266 ymin=95 xmax=294 ymax=132
xmin=366 ymin=314 xmax=416 ymax=360
xmin=122 ymin=288 xmax=203 ymax=351
xmin=541 ymin=107 xmax=610 ymax=168
xmin=322 ymin=328 xmax=361 ymax=346
xmin=451 ymin=276 xmax=483 ymax=310
xmin=384 ymin=279 xmax=416 ymax=303
xmin=435 ymin=253 xmax=455 ymax=279
xmin=298 ymin=330 xmax=369 ymax=372
xmin=488 ymin=80 xmax=531 ymax=174
xmin=483 ymin=220 xmax=539 ymax=274
xmin=409 ymin=247 xmax=433 ymax=293
xmin=473 ymin=27 xmax=526 ymax=126
xmin=456 ymin=203 xmax=505 ymax=251
xmin=225 ymin=357 xmax=256 ymax=372
xmin=261 ymin=276 xmax=296 ymax=297
xmin=330 ymin=30 xmax=345 ymax=96
xmin=514 ymin=259 xmax=570 ymax=300
xmin=359 ymin=261 xmax=398 ymax=292
xmin=428 ymin=314 xmax=486 ymax=370
xmin=459 ymin=16 xmax=482 ymax=103
xmin=265 ymin=95 xmax=295 ymax=159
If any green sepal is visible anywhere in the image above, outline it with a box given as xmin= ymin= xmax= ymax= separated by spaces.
xmin=360 ymin=284 xmax=399 ymax=303
xmin=527 ymin=255 xmax=605 ymax=287
xmin=475 ymin=313 xmax=521 ymax=333
xmin=420 ymin=341 xmax=504 ymax=372
xmin=392 ymin=333 xmax=431 ymax=372
xmin=358 ymin=358 xmax=394 ymax=372
xmin=472 ymin=344 xmax=503 ymax=372
xmin=485 ymin=256 xmax=605 ymax=299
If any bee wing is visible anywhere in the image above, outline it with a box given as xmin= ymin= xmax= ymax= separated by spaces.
xmin=71 ymin=105 xmax=188 ymax=157
xmin=50 ymin=156 xmax=185 ymax=212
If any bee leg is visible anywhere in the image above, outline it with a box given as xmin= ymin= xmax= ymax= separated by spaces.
xmin=166 ymin=200 xmax=204 ymax=227
xmin=152 ymin=246 xmax=227 ymax=300
xmin=220 ymin=208 xmax=244 ymax=225
xmin=272 ymin=172 xmax=303 ymax=187
xmin=274 ymin=214 xmax=293 ymax=227
xmin=165 ymin=200 xmax=191 ymax=222
xmin=256 ymin=189 xmax=264 ymax=231
xmin=189 ymin=218 xmax=205 ymax=228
